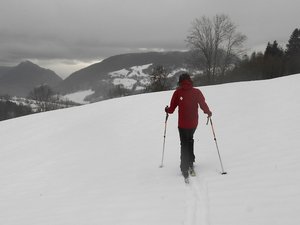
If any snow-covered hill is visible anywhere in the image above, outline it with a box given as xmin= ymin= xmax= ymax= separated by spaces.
xmin=110 ymin=64 xmax=153 ymax=90
xmin=1 ymin=74 xmax=300 ymax=225
xmin=58 ymin=51 xmax=195 ymax=102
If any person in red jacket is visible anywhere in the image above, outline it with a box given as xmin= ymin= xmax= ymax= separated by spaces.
xmin=165 ymin=73 xmax=212 ymax=179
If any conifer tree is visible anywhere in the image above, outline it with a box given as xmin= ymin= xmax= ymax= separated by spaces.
xmin=286 ymin=29 xmax=300 ymax=56
xmin=286 ymin=28 xmax=300 ymax=74
xmin=263 ymin=40 xmax=285 ymax=78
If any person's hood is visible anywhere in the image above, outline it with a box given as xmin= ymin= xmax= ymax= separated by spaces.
xmin=180 ymin=79 xmax=193 ymax=90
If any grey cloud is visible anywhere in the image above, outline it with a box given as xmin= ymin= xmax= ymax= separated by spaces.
xmin=1 ymin=0 xmax=299 ymax=75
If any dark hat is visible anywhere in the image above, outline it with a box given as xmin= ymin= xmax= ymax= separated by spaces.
xmin=178 ymin=73 xmax=192 ymax=84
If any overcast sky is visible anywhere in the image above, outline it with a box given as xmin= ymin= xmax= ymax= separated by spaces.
xmin=0 ymin=0 xmax=299 ymax=78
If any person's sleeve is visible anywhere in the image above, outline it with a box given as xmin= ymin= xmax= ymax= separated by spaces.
xmin=166 ymin=91 xmax=178 ymax=114
xmin=198 ymin=90 xmax=211 ymax=115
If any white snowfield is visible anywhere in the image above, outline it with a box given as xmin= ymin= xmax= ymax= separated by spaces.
xmin=63 ymin=89 xmax=95 ymax=104
xmin=110 ymin=64 xmax=152 ymax=90
xmin=1 ymin=74 xmax=300 ymax=225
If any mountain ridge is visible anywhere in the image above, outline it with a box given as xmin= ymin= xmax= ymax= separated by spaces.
xmin=57 ymin=51 xmax=196 ymax=101
xmin=0 ymin=51 xmax=197 ymax=101
xmin=0 ymin=61 xmax=62 ymax=97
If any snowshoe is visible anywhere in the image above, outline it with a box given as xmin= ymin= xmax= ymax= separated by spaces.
xmin=189 ymin=167 xmax=196 ymax=177
xmin=184 ymin=177 xmax=190 ymax=184
xmin=182 ymin=171 xmax=189 ymax=184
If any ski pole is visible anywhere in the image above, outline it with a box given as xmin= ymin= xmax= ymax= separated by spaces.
xmin=159 ymin=112 xmax=169 ymax=168
xmin=207 ymin=117 xmax=227 ymax=175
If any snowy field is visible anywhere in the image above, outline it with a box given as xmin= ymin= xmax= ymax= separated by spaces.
xmin=63 ymin=89 xmax=94 ymax=104
xmin=110 ymin=64 xmax=152 ymax=90
xmin=1 ymin=74 xmax=300 ymax=225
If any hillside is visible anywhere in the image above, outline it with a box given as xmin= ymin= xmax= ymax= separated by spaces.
xmin=0 ymin=66 xmax=12 ymax=78
xmin=0 ymin=52 xmax=197 ymax=102
xmin=0 ymin=74 xmax=300 ymax=225
xmin=58 ymin=51 xmax=196 ymax=101
xmin=0 ymin=61 xmax=62 ymax=97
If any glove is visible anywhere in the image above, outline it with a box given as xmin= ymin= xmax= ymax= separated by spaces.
xmin=165 ymin=106 xmax=169 ymax=113
xmin=207 ymin=111 xmax=212 ymax=117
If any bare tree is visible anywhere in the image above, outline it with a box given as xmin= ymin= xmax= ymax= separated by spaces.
xmin=186 ymin=14 xmax=247 ymax=84
xmin=28 ymin=84 xmax=56 ymax=112
xmin=148 ymin=65 xmax=170 ymax=92
xmin=186 ymin=17 xmax=214 ymax=83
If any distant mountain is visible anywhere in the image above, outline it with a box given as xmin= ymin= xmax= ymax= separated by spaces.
xmin=0 ymin=51 xmax=200 ymax=101
xmin=0 ymin=61 xmax=62 ymax=97
xmin=0 ymin=66 xmax=12 ymax=79
xmin=58 ymin=51 xmax=198 ymax=102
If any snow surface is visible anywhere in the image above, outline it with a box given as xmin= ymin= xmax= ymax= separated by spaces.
xmin=63 ymin=89 xmax=94 ymax=104
xmin=167 ymin=68 xmax=188 ymax=78
xmin=127 ymin=64 xmax=152 ymax=78
xmin=109 ymin=64 xmax=152 ymax=79
xmin=1 ymin=74 xmax=300 ymax=225
xmin=112 ymin=78 xmax=137 ymax=90
xmin=109 ymin=68 xmax=131 ymax=78
xmin=109 ymin=64 xmax=152 ymax=90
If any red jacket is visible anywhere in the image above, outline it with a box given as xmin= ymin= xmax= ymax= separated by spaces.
xmin=166 ymin=80 xmax=211 ymax=129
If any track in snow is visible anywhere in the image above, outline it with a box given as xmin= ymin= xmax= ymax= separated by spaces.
xmin=184 ymin=172 xmax=210 ymax=225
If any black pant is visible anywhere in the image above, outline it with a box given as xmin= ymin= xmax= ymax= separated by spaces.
xmin=178 ymin=127 xmax=196 ymax=173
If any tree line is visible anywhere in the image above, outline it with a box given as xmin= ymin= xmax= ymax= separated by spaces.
xmin=227 ymin=28 xmax=300 ymax=82
xmin=27 ymin=84 xmax=80 ymax=112
xmin=0 ymin=85 xmax=80 ymax=121
xmin=0 ymin=99 xmax=33 ymax=121
xmin=148 ymin=15 xmax=300 ymax=91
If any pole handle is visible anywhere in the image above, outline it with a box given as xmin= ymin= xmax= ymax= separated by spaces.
xmin=165 ymin=106 xmax=169 ymax=122
xmin=206 ymin=116 xmax=210 ymax=125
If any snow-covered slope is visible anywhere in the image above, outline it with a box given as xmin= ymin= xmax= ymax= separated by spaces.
xmin=63 ymin=89 xmax=95 ymax=104
xmin=1 ymin=74 xmax=300 ymax=225
xmin=109 ymin=64 xmax=152 ymax=90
